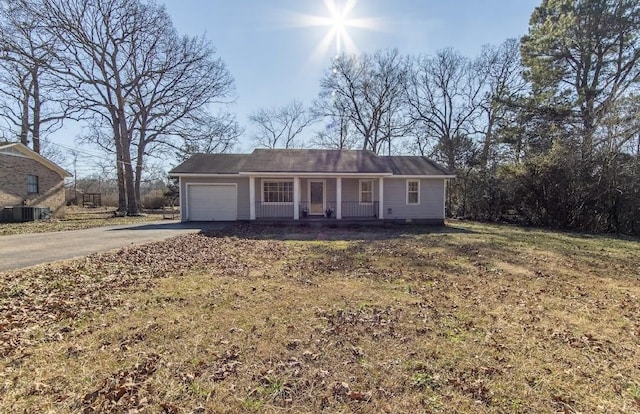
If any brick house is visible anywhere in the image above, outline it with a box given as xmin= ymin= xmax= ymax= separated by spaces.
xmin=0 ymin=142 xmax=72 ymax=218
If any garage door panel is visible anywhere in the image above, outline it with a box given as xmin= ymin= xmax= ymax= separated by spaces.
xmin=187 ymin=185 xmax=237 ymax=221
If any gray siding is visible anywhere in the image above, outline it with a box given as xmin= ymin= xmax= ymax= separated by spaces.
xmin=179 ymin=176 xmax=446 ymax=221
xmin=340 ymin=178 xmax=380 ymax=218
xmin=298 ymin=178 xmax=337 ymax=203
xmin=254 ymin=178 xmax=339 ymax=217
xmin=254 ymin=178 xmax=294 ymax=218
xmin=180 ymin=176 xmax=250 ymax=221
xmin=341 ymin=178 xmax=380 ymax=203
xmin=383 ymin=178 xmax=445 ymax=220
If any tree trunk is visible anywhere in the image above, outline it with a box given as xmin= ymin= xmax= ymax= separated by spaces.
xmin=481 ymin=114 xmax=494 ymax=169
xmin=124 ymin=152 xmax=138 ymax=215
xmin=134 ymin=135 xmax=145 ymax=209
xmin=115 ymin=149 xmax=127 ymax=214
xmin=20 ymin=89 xmax=30 ymax=147
xmin=31 ymin=66 xmax=41 ymax=153
xmin=109 ymin=105 xmax=128 ymax=214
xmin=117 ymin=112 xmax=139 ymax=215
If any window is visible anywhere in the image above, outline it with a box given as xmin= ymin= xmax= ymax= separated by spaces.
xmin=407 ymin=180 xmax=419 ymax=204
xmin=359 ymin=180 xmax=373 ymax=204
xmin=27 ymin=175 xmax=39 ymax=194
xmin=263 ymin=181 xmax=293 ymax=203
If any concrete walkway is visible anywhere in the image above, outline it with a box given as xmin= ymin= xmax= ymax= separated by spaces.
xmin=0 ymin=221 xmax=228 ymax=272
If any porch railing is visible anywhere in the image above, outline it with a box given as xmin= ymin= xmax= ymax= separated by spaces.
xmin=341 ymin=201 xmax=378 ymax=218
xmin=299 ymin=201 xmax=378 ymax=218
xmin=255 ymin=202 xmax=293 ymax=218
xmin=255 ymin=201 xmax=379 ymax=219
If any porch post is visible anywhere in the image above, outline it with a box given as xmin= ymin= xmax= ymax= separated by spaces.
xmin=443 ymin=179 xmax=447 ymax=219
xmin=249 ymin=176 xmax=256 ymax=220
xmin=178 ymin=176 xmax=184 ymax=221
xmin=293 ymin=176 xmax=300 ymax=220
xmin=378 ymin=177 xmax=384 ymax=219
xmin=336 ymin=177 xmax=342 ymax=219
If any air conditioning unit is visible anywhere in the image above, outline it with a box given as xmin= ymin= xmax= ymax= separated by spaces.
xmin=12 ymin=206 xmax=52 ymax=222
xmin=1 ymin=207 xmax=12 ymax=222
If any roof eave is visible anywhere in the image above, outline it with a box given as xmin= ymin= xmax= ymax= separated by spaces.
xmin=1 ymin=143 xmax=72 ymax=178
xmin=238 ymin=171 xmax=395 ymax=176
xmin=390 ymin=174 xmax=456 ymax=179
xmin=168 ymin=172 xmax=240 ymax=177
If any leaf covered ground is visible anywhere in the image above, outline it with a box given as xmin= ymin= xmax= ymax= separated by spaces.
xmin=0 ymin=221 xmax=638 ymax=413
xmin=0 ymin=207 xmax=164 ymax=236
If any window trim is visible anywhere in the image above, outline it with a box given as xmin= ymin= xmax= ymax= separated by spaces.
xmin=359 ymin=179 xmax=374 ymax=205
xmin=261 ymin=179 xmax=294 ymax=205
xmin=406 ymin=179 xmax=420 ymax=205
xmin=27 ymin=174 xmax=39 ymax=194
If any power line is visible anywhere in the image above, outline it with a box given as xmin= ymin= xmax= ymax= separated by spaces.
xmin=49 ymin=141 xmax=112 ymax=160
xmin=49 ymin=140 xmax=146 ymax=169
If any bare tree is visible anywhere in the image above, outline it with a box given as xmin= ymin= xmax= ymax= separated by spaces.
xmin=474 ymin=39 xmax=527 ymax=168
xmin=405 ymin=49 xmax=483 ymax=170
xmin=318 ymin=49 xmax=410 ymax=155
xmin=249 ymin=100 xmax=315 ymax=149
xmin=176 ymin=111 xmax=243 ymax=161
xmin=33 ymin=0 xmax=155 ymax=214
xmin=0 ymin=0 xmax=72 ymax=153
xmin=32 ymin=0 xmax=235 ymax=215
xmin=311 ymin=116 xmax=359 ymax=150
xmin=127 ymin=30 xmax=235 ymax=203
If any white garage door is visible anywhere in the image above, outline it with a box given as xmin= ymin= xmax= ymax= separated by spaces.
xmin=187 ymin=184 xmax=237 ymax=221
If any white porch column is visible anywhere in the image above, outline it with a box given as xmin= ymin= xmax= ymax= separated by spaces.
xmin=178 ymin=176 xmax=184 ymax=221
xmin=293 ymin=176 xmax=300 ymax=220
xmin=443 ymin=179 xmax=447 ymax=219
xmin=378 ymin=177 xmax=384 ymax=219
xmin=336 ymin=177 xmax=342 ymax=219
xmin=249 ymin=176 xmax=256 ymax=220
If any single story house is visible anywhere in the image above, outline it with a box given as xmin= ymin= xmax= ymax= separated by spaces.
xmin=0 ymin=142 xmax=72 ymax=219
xmin=169 ymin=149 xmax=455 ymax=224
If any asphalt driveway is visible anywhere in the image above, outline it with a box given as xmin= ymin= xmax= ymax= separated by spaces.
xmin=0 ymin=221 xmax=229 ymax=272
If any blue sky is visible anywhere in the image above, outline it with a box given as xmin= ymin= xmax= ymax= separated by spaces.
xmin=57 ymin=0 xmax=541 ymax=175
xmin=162 ymin=0 xmax=539 ymax=152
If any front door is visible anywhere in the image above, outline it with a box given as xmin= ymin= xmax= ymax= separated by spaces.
xmin=309 ymin=181 xmax=325 ymax=215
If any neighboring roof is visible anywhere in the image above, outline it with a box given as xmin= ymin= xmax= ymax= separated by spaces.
xmin=384 ymin=156 xmax=453 ymax=176
xmin=169 ymin=149 xmax=454 ymax=177
xmin=0 ymin=142 xmax=72 ymax=178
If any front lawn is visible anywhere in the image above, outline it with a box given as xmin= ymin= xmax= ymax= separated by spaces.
xmin=0 ymin=207 xmax=170 ymax=236
xmin=0 ymin=222 xmax=638 ymax=413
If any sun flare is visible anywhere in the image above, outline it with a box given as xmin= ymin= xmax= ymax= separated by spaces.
xmin=280 ymin=0 xmax=383 ymax=63
xmin=325 ymin=0 xmax=354 ymax=53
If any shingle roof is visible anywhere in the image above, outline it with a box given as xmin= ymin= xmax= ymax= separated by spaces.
xmin=170 ymin=153 xmax=248 ymax=174
xmin=383 ymin=156 xmax=452 ymax=176
xmin=169 ymin=149 xmax=453 ymax=176
xmin=246 ymin=149 xmax=391 ymax=173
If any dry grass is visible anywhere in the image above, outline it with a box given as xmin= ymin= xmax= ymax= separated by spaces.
xmin=0 ymin=221 xmax=638 ymax=413
xmin=0 ymin=206 xmax=165 ymax=236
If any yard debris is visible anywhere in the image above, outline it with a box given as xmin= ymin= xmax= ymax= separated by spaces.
xmin=81 ymin=353 xmax=160 ymax=412
xmin=0 ymin=234 xmax=288 ymax=359
xmin=1 ymin=223 xmax=639 ymax=413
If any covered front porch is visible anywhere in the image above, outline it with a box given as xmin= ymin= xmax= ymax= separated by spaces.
xmin=246 ymin=175 xmax=387 ymax=220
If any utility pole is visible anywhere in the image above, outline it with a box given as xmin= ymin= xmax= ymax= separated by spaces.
xmin=72 ymin=150 xmax=78 ymax=205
